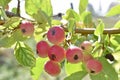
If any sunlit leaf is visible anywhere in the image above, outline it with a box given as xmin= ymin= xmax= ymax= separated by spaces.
xmin=113 ymin=51 xmax=120 ymax=61
xmin=25 ymin=0 xmax=53 ymax=17
xmin=106 ymin=5 xmax=120 ymax=17
xmin=79 ymin=0 xmax=88 ymax=14
xmin=33 ymin=10 xmax=48 ymax=25
xmin=115 ymin=46 xmax=120 ymax=51
xmin=92 ymin=41 xmax=102 ymax=53
xmin=105 ymin=46 xmax=114 ymax=53
xmin=111 ymin=34 xmax=120 ymax=46
xmin=94 ymin=20 xmax=104 ymax=36
xmin=104 ymin=34 xmax=109 ymax=46
xmin=12 ymin=8 xmax=17 ymax=14
xmin=24 ymin=36 xmax=36 ymax=53
xmin=12 ymin=29 xmax=27 ymax=41
xmin=0 ymin=0 xmax=11 ymax=8
xmin=31 ymin=58 xmax=48 ymax=80
xmin=114 ymin=20 xmax=120 ymax=28
xmin=64 ymin=9 xmax=80 ymax=21
xmin=64 ymin=71 xmax=87 ymax=80
xmin=110 ymin=35 xmax=120 ymax=48
xmin=3 ymin=17 xmax=21 ymax=29
xmin=65 ymin=62 xmax=83 ymax=75
xmin=15 ymin=46 xmax=36 ymax=67
xmin=0 ymin=35 xmax=15 ymax=48
xmin=67 ymin=18 xmax=75 ymax=33
xmin=52 ymin=20 xmax=61 ymax=25
xmin=81 ymin=11 xmax=93 ymax=28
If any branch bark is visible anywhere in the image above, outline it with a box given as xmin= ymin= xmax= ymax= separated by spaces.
xmin=62 ymin=27 xmax=120 ymax=34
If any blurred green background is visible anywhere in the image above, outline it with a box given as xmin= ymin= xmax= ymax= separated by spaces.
xmin=0 ymin=48 xmax=66 ymax=80
xmin=0 ymin=48 xmax=32 ymax=80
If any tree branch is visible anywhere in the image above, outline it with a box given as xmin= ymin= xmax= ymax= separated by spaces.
xmin=62 ymin=27 xmax=120 ymax=34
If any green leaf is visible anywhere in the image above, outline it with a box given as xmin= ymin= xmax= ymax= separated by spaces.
xmin=12 ymin=29 xmax=27 ymax=41
xmin=113 ymin=51 xmax=120 ymax=61
xmin=92 ymin=41 xmax=102 ymax=53
xmin=52 ymin=20 xmax=61 ymax=25
xmin=3 ymin=17 xmax=21 ymax=29
xmin=64 ymin=71 xmax=87 ymax=80
xmin=12 ymin=8 xmax=17 ymax=14
xmin=99 ymin=57 xmax=118 ymax=80
xmin=90 ymin=72 xmax=108 ymax=80
xmin=79 ymin=0 xmax=88 ymax=14
xmin=67 ymin=18 xmax=75 ymax=33
xmin=110 ymin=35 xmax=120 ymax=47
xmin=0 ymin=35 xmax=15 ymax=48
xmin=64 ymin=9 xmax=80 ymax=21
xmin=104 ymin=34 xmax=109 ymax=46
xmin=24 ymin=36 xmax=36 ymax=53
xmin=106 ymin=5 xmax=120 ymax=17
xmin=0 ymin=6 xmax=8 ymax=20
xmin=33 ymin=10 xmax=51 ymax=33
xmin=0 ymin=0 xmax=11 ymax=8
xmin=25 ymin=0 xmax=53 ymax=17
xmin=105 ymin=46 xmax=114 ymax=53
xmin=65 ymin=62 xmax=83 ymax=75
xmin=115 ymin=46 xmax=120 ymax=51
xmin=81 ymin=11 xmax=93 ymax=28
xmin=33 ymin=10 xmax=48 ymax=25
xmin=114 ymin=20 xmax=120 ymax=28
xmin=31 ymin=58 xmax=48 ymax=80
xmin=15 ymin=46 xmax=36 ymax=67
xmin=94 ymin=20 xmax=104 ymax=36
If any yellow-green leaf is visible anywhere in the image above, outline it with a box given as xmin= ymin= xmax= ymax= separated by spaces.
xmin=94 ymin=20 xmax=104 ymax=36
xmin=31 ymin=58 xmax=48 ymax=80
xmin=79 ymin=0 xmax=88 ymax=14
xmin=15 ymin=46 xmax=36 ymax=67
xmin=106 ymin=5 xmax=120 ymax=17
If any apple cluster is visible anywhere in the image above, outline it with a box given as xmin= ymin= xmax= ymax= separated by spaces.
xmin=36 ymin=26 xmax=103 ymax=76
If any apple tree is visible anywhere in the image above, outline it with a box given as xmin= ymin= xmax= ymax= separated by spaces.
xmin=0 ymin=0 xmax=120 ymax=80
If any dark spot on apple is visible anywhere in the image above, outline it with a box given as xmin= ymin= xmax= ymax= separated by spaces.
xmin=74 ymin=55 xmax=78 ymax=60
xmin=81 ymin=46 xmax=85 ymax=50
xmin=90 ymin=70 xmax=95 ymax=73
xmin=51 ymin=54 xmax=56 ymax=60
xmin=51 ymin=29 xmax=56 ymax=36
xmin=21 ymin=29 xmax=26 ymax=33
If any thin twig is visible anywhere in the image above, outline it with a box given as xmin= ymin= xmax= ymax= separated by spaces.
xmin=17 ymin=0 xmax=20 ymax=17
